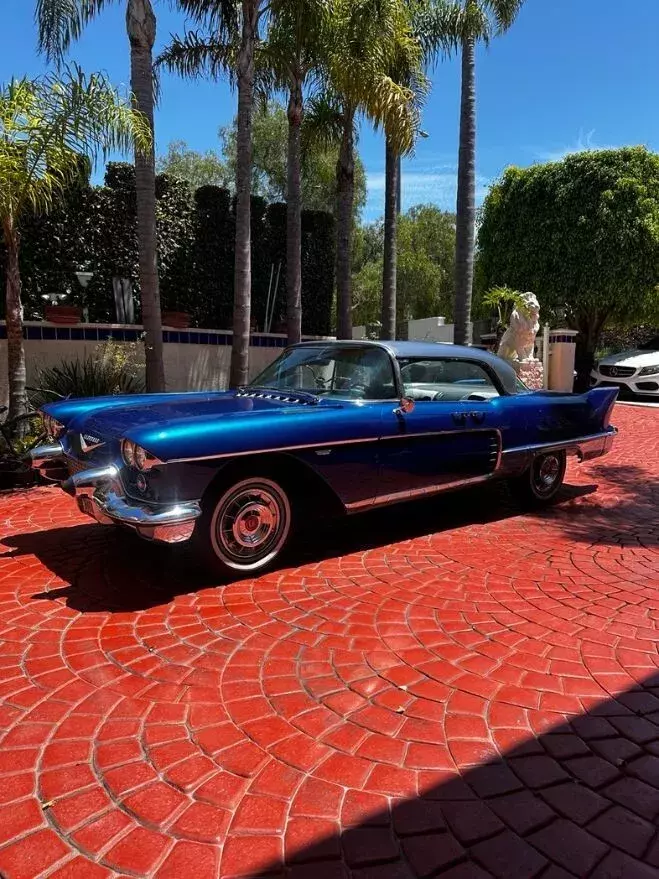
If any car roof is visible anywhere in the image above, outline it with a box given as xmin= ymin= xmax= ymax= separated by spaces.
xmin=290 ymin=339 xmax=520 ymax=394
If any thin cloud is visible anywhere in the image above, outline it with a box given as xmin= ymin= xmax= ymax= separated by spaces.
xmin=533 ymin=129 xmax=620 ymax=163
xmin=363 ymin=166 xmax=491 ymax=223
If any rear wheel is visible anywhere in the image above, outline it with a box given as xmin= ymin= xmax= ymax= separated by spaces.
xmin=193 ymin=475 xmax=293 ymax=579
xmin=509 ymin=450 xmax=567 ymax=507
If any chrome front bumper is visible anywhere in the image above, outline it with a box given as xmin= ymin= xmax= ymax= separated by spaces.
xmin=28 ymin=444 xmax=201 ymax=544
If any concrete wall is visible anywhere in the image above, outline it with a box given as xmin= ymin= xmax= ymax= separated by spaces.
xmin=0 ymin=322 xmax=326 ymax=403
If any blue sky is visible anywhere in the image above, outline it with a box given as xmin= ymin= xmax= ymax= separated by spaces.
xmin=3 ymin=0 xmax=659 ymax=222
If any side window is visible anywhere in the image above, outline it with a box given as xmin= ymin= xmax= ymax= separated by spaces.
xmin=399 ymin=359 xmax=500 ymax=401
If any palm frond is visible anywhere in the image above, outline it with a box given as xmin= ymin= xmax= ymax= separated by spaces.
xmin=0 ymin=65 xmax=150 ymax=225
xmin=413 ymin=0 xmax=470 ymax=63
xmin=156 ymin=31 xmax=237 ymax=83
xmin=483 ymin=0 xmax=525 ymax=33
xmin=176 ymin=0 xmax=239 ymax=39
xmin=302 ymin=93 xmax=344 ymax=152
xmin=35 ymin=0 xmax=112 ymax=62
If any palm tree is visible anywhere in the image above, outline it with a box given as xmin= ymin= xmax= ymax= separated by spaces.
xmin=316 ymin=0 xmax=422 ymax=340
xmin=36 ymin=0 xmax=178 ymax=392
xmin=453 ymin=0 xmax=524 ymax=345
xmin=0 ymin=66 xmax=150 ymax=421
xmin=260 ymin=1 xmax=329 ymax=345
xmin=380 ymin=0 xmax=461 ymax=341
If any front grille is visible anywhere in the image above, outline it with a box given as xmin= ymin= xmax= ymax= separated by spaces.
xmin=599 ymin=365 xmax=635 ymax=378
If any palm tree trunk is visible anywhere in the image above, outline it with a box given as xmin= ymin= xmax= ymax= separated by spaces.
xmin=396 ymin=153 xmax=402 ymax=215
xmin=230 ymin=0 xmax=259 ymax=388
xmin=454 ymin=31 xmax=476 ymax=347
xmin=3 ymin=220 xmax=27 ymax=422
xmin=286 ymin=75 xmax=303 ymax=346
xmin=335 ymin=107 xmax=355 ymax=340
xmin=127 ymin=0 xmax=165 ymax=392
xmin=380 ymin=135 xmax=398 ymax=340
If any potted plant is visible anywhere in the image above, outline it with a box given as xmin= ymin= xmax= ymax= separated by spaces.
xmin=162 ymin=310 xmax=191 ymax=329
xmin=42 ymin=293 xmax=82 ymax=324
xmin=482 ymin=286 xmax=526 ymax=345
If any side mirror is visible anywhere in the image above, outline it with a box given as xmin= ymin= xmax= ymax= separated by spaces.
xmin=394 ymin=397 xmax=415 ymax=416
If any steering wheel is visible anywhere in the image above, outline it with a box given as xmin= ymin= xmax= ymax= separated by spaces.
xmin=299 ymin=364 xmax=325 ymax=390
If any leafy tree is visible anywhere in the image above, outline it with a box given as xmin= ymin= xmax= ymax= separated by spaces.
xmin=353 ymin=204 xmax=455 ymax=328
xmin=0 ymin=67 xmax=149 ymax=421
xmin=156 ymin=139 xmax=230 ymax=188
xmin=452 ymin=0 xmax=524 ymax=346
xmin=36 ymin=0 xmax=173 ymax=392
xmin=220 ymin=101 xmax=367 ymax=214
xmin=477 ymin=147 xmax=659 ymax=385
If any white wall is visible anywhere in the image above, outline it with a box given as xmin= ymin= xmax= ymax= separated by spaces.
xmin=0 ymin=322 xmax=325 ymax=404
xmin=407 ymin=317 xmax=453 ymax=342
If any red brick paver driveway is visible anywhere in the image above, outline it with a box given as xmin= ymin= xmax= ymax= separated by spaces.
xmin=0 ymin=405 xmax=658 ymax=879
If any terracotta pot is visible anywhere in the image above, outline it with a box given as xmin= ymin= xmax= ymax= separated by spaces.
xmin=162 ymin=311 xmax=191 ymax=329
xmin=44 ymin=305 xmax=82 ymax=325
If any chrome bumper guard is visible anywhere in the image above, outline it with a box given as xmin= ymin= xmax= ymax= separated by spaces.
xmin=29 ymin=442 xmax=65 ymax=470
xmin=28 ymin=444 xmax=201 ymax=544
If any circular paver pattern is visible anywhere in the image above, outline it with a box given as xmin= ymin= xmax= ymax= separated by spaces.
xmin=0 ymin=404 xmax=658 ymax=878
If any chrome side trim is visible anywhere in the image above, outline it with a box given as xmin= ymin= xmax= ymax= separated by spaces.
xmin=501 ymin=429 xmax=617 ymax=461
xmin=163 ymin=426 xmax=502 ymax=465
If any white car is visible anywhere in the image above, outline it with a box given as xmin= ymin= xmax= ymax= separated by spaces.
xmin=591 ymin=335 xmax=659 ymax=398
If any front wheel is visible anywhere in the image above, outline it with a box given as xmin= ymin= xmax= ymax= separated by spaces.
xmin=193 ymin=475 xmax=293 ymax=579
xmin=508 ymin=450 xmax=567 ymax=507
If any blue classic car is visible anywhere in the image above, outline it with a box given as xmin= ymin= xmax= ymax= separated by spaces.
xmin=31 ymin=341 xmax=618 ymax=577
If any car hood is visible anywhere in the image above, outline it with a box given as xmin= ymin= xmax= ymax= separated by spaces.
xmin=59 ymin=391 xmax=317 ymax=438
xmin=47 ymin=390 xmax=370 ymax=464
xmin=598 ymin=349 xmax=659 ymax=368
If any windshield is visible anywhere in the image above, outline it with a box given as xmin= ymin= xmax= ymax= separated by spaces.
xmin=249 ymin=345 xmax=397 ymax=400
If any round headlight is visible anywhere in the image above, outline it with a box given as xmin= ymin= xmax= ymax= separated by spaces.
xmin=134 ymin=445 xmax=147 ymax=471
xmin=133 ymin=445 xmax=160 ymax=471
xmin=122 ymin=439 xmax=135 ymax=467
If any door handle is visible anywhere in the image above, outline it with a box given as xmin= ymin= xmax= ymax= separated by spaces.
xmin=470 ymin=411 xmax=485 ymax=424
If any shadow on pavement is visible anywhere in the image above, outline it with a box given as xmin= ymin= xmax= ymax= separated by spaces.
xmin=8 ymin=479 xmax=601 ymax=614
xmin=229 ymin=675 xmax=659 ymax=878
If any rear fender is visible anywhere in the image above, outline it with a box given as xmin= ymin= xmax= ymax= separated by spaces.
xmin=585 ymin=386 xmax=618 ymax=430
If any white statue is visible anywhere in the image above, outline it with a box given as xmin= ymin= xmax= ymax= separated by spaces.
xmin=498 ymin=292 xmax=540 ymax=362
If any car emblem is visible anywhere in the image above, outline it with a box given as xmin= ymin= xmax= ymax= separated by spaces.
xmin=609 ymin=366 xmax=619 ymax=377
xmin=80 ymin=433 xmax=104 ymax=453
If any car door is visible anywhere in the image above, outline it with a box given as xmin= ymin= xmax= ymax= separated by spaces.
xmin=375 ymin=358 xmax=503 ymax=503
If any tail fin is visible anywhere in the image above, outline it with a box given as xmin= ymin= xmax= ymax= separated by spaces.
xmin=586 ymin=386 xmax=618 ymax=430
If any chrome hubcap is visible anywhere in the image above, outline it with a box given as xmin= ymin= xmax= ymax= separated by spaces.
xmin=534 ymin=454 xmax=561 ymax=493
xmin=218 ymin=488 xmax=282 ymax=559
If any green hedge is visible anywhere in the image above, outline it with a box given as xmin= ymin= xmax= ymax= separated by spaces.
xmin=1 ymin=162 xmax=335 ymax=335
